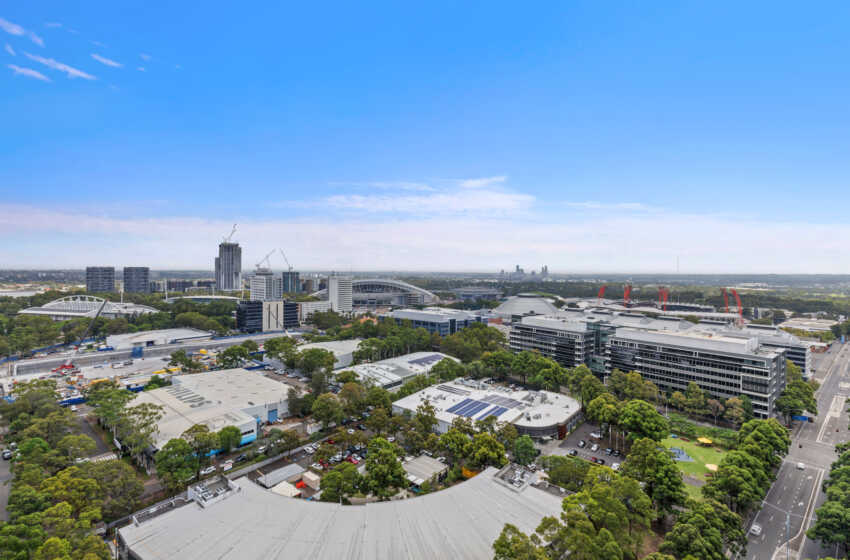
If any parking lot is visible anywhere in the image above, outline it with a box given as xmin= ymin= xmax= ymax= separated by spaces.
xmin=536 ymin=421 xmax=627 ymax=469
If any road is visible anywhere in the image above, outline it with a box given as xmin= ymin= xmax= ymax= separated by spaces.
xmin=746 ymin=343 xmax=850 ymax=560
xmin=0 ymin=449 xmax=10 ymax=522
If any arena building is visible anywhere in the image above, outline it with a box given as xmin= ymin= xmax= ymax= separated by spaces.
xmin=312 ymin=278 xmax=437 ymax=307
xmin=392 ymin=380 xmax=582 ymax=438
xmin=18 ymin=295 xmax=158 ymax=321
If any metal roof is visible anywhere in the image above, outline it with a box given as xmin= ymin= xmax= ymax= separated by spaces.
xmin=119 ymin=468 xmax=562 ymax=560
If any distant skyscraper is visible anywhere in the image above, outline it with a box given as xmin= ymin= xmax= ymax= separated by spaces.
xmin=281 ymin=270 xmax=300 ymax=294
xmin=123 ymin=267 xmax=150 ymax=293
xmin=328 ymin=276 xmax=353 ymax=313
xmin=86 ymin=267 xmax=115 ymax=293
xmin=215 ymin=242 xmax=242 ymax=291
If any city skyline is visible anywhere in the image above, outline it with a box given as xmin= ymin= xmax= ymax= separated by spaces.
xmin=4 ymin=3 xmax=850 ymax=272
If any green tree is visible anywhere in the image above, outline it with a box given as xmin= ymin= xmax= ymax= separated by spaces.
xmin=311 ymin=393 xmax=344 ymax=429
xmin=621 ymin=438 xmax=686 ymax=517
xmin=469 ymin=432 xmax=507 ymax=470
xmin=669 ymin=391 xmax=687 ymax=411
xmin=439 ymin=428 xmax=472 ymax=465
xmin=155 ymin=438 xmax=198 ymax=492
xmin=586 ymin=393 xmax=620 ymax=431
xmin=320 ymin=462 xmax=362 ymax=503
xmin=619 ymin=399 xmax=669 ymax=441
xmin=580 ymin=375 xmax=606 ymax=409
xmin=117 ymin=402 xmax=164 ymax=458
xmin=79 ymin=459 xmax=144 ymax=520
xmin=493 ymin=524 xmax=548 ymax=560
xmin=364 ymin=437 xmax=408 ymax=499
xmin=684 ymin=382 xmax=707 ymax=416
xmin=56 ymin=434 xmax=96 ymax=462
xmin=181 ymin=424 xmax=220 ymax=474
xmin=217 ymin=345 xmax=249 ymax=369
xmin=513 ymin=435 xmax=537 ymax=466
xmin=365 ymin=406 xmax=391 ymax=436
xmin=723 ymin=397 xmax=746 ymax=425
xmin=85 ymin=383 xmax=134 ymax=432
xmin=298 ymin=348 xmax=336 ymax=375
xmin=217 ymin=425 xmax=242 ymax=454
xmin=660 ymin=498 xmax=745 ymax=560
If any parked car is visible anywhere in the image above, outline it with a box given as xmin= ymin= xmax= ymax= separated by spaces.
xmin=750 ymin=524 xmax=763 ymax=537
xmin=611 ymin=462 xmax=620 ymax=471
xmin=387 ymin=436 xmax=395 ymax=443
xmin=221 ymin=461 xmax=234 ymax=472
xmin=311 ymin=462 xmax=324 ymax=471
xmin=200 ymin=466 xmax=216 ymax=476
xmin=2 ymin=449 xmax=12 ymax=460
xmin=597 ymin=458 xmax=605 ymax=465
xmin=70 ymin=405 xmax=79 ymax=413
xmin=347 ymin=429 xmax=355 ymax=435
xmin=577 ymin=440 xmax=586 ymax=448
xmin=235 ymin=454 xmax=248 ymax=463
xmin=590 ymin=443 xmax=599 ymax=452
xmin=590 ymin=457 xmax=598 ymax=463
xmin=568 ymin=449 xmax=578 ymax=457
xmin=257 ymin=445 xmax=268 ymax=454
xmin=604 ymin=448 xmax=612 ymax=455
xmin=589 ymin=432 xmax=602 ymax=439
xmin=612 ymin=450 xmax=621 ymax=457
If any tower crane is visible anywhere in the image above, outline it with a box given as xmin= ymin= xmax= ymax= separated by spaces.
xmin=279 ymin=248 xmax=293 ymax=272
xmin=256 ymin=249 xmax=275 ymax=270
xmin=222 ymin=224 xmax=237 ymax=243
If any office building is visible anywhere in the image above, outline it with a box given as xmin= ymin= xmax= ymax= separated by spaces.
xmin=123 ymin=267 xmax=150 ymax=293
xmin=281 ymin=270 xmax=300 ymax=294
xmin=328 ymin=276 xmax=353 ymax=313
xmin=390 ymin=307 xmax=488 ymax=336
xmin=262 ymin=300 xmax=298 ymax=331
xmin=236 ymin=300 xmax=263 ymax=333
xmin=86 ymin=266 xmax=115 ymax=293
xmin=301 ymin=278 xmax=315 ymax=293
xmin=607 ymin=328 xmax=786 ymax=418
xmin=298 ymin=300 xmax=332 ymax=323
xmin=249 ymin=269 xmax=282 ymax=301
xmin=509 ymin=316 xmax=595 ymax=369
xmin=215 ymin=242 xmax=242 ymax=292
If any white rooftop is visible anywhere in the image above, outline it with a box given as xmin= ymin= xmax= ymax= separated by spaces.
xmin=393 ymin=381 xmax=580 ymax=429
xmin=342 ymin=352 xmax=458 ymax=388
xmin=119 ymin=468 xmax=562 ymax=560
xmin=106 ymin=328 xmax=211 ymax=348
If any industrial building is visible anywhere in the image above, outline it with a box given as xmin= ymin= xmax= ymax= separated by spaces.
xmin=298 ymin=339 xmax=361 ymax=369
xmin=127 ymin=368 xmax=291 ymax=455
xmin=341 ymin=352 xmax=458 ymax=389
xmin=86 ymin=266 xmax=115 ymax=293
xmin=215 ymin=241 xmax=242 ymax=292
xmin=312 ymin=278 xmax=437 ymax=308
xmin=389 ymin=307 xmax=488 ymax=336
xmin=123 ymin=267 xmax=151 ymax=294
xmin=106 ymin=328 xmax=211 ymax=350
xmin=117 ymin=467 xmax=562 ymax=560
xmin=392 ymin=380 xmax=582 ymax=438
xmin=328 ymin=276 xmax=353 ymax=313
xmin=19 ymin=295 xmax=157 ymax=321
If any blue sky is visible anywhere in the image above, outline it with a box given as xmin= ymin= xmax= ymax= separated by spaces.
xmin=2 ymin=2 xmax=850 ymax=272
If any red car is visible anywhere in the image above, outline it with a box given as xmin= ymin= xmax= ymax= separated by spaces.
xmin=319 ymin=460 xmax=329 ymax=468
xmin=326 ymin=439 xmax=335 ymax=444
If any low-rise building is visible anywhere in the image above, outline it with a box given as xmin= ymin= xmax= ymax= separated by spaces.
xmin=392 ymin=381 xmax=581 ymax=438
xmin=341 ymin=352 xmax=458 ymax=390
xmin=389 ymin=307 xmax=487 ymax=336
xmin=298 ymin=300 xmax=332 ymax=323
xmin=126 ymin=369 xmax=291 ymax=459
xmin=298 ymin=339 xmax=361 ymax=369
xmin=106 ymin=328 xmax=211 ymax=350
xmin=402 ymin=455 xmax=448 ymax=486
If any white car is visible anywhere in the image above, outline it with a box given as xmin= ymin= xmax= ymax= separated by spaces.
xmin=221 ymin=461 xmax=233 ymax=472
xmin=590 ymin=443 xmax=599 ymax=452
xmin=387 ymin=436 xmax=395 ymax=443
xmin=347 ymin=429 xmax=355 ymax=435
xmin=200 ymin=466 xmax=216 ymax=476
xmin=750 ymin=524 xmax=763 ymax=537
xmin=611 ymin=462 xmax=620 ymax=471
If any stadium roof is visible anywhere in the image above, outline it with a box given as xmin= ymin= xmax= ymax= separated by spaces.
xmin=492 ymin=296 xmax=558 ymax=318
xmin=19 ymin=295 xmax=158 ymax=319
xmin=118 ymin=467 xmax=562 ymax=560
xmin=311 ymin=278 xmax=437 ymax=301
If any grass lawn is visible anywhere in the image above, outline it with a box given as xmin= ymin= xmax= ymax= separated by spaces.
xmin=661 ymin=437 xmax=727 ymax=489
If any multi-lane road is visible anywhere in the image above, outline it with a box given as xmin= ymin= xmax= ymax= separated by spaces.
xmin=747 ymin=343 xmax=850 ymax=560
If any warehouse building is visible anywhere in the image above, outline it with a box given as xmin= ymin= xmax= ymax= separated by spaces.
xmin=392 ymin=380 xmax=581 ymax=438
xmin=389 ymin=307 xmax=488 ymax=336
xmin=298 ymin=339 xmax=361 ymax=369
xmin=341 ymin=352 xmax=458 ymax=390
xmin=106 ymin=328 xmax=212 ymax=350
xmin=127 ymin=369 xmax=291 ymax=456
xmin=117 ymin=467 xmax=561 ymax=560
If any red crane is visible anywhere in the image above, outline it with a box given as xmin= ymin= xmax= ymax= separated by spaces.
xmin=623 ymin=283 xmax=632 ymax=307
xmin=721 ymin=288 xmax=729 ymax=313
xmin=721 ymin=287 xmax=743 ymax=320
xmin=658 ymin=287 xmax=670 ymax=311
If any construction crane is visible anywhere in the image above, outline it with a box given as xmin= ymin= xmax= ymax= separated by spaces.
xmin=597 ymin=285 xmax=606 ymax=304
xmin=721 ymin=287 xmax=744 ymax=321
xmin=279 ymin=248 xmax=293 ymax=272
xmin=658 ymin=287 xmax=670 ymax=311
xmin=623 ymin=283 xmax=633 ymax=307
xmin=222 ymin=223 xmax=237 ymax=243
xmin=256 ymin=249 xmax=275 ymax=270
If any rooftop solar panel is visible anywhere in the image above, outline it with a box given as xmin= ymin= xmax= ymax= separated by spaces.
xmin=455 ymin=400 xmax=481 ymax=417
xmin=446 ymin=398 xmax=473 ymax=414
xmin=409 ymin=354 xmax=445 ymax=366
xmin=476 ymin=406 xmax=499 ymax=420
xmin=461 ymin=401 xmax=489 ymax=418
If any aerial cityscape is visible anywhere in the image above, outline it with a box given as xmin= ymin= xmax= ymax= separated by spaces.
xmin=3 ymin=3 xmax=850 ymax=560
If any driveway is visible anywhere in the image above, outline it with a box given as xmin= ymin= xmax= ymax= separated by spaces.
xmin=0 ymin=450 xmax=11 ymax=522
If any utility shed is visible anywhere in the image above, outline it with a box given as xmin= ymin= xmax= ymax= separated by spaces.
xmin=402 ymin=455 xmax=448 ymax=486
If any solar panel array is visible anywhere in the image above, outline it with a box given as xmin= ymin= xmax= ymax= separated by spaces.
xmin=446 ymin=398 xmax=498 ymax=417
xmin=409 ymin=354 xmax=445 ymax=366
xmin=437 ymin=384 xmax=471 ymax=396
xmin=477 ymin=406 xmax=509 ymax=420
xmin=481 ymin=394 xmax=523 ymax=409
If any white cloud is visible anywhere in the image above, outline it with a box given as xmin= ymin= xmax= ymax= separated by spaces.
xmin=458 ymin=176 xmax=507 ymax=189
xmin=564 ymin=201 xmax=659 ymax=212
xmin=137 ymin=66 xmax=145 ymax=72
xmin=324 ymin=189 xmax=534 ymax=215
xmin=24 ymin=52 xmax=95 ymax=79
xmin=7 ymin=64 xmax=50 ymax=82
xmin=90 ymin=40 xmax=106 ymax=48
xmin=329 ymin=180 xmax=435 ymax=192
xmin=0 ymin=17 xmax=43 ymax=46
xmin=44 ymin=22 xmax=62 ymax=28
xmin=139 ymin=53 xmax=151 ymax=61
xmin=91 ymin=53 xmax=122 ymax=68
xmin=1 ymin=203 xmax=850 ymax=272
xmin=4 ymin=43 xmax=14 ymax=56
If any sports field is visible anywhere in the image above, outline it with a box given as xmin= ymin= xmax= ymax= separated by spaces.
xmin=661 ymin=436 xmax=727 ymax=492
